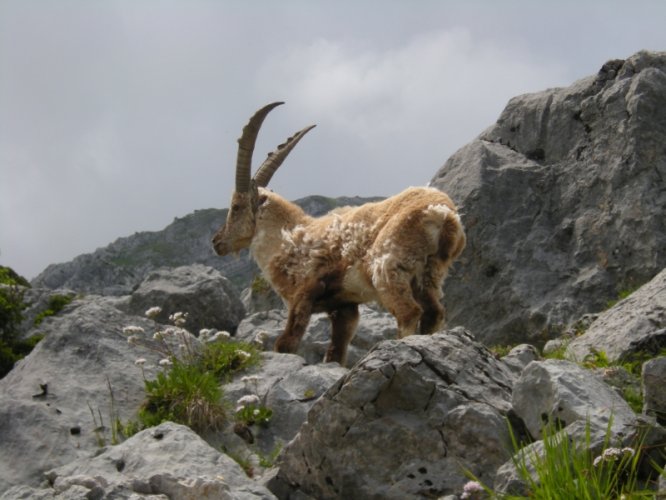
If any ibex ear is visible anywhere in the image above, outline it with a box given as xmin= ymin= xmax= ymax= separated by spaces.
xmin=258 ymin=193 xmax=269 ymax=206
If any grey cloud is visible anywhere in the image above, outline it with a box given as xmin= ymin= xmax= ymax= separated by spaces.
xmin=1 ymin=1 xmax=666 ymax=278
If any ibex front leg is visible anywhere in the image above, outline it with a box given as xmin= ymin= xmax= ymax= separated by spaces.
xmin=274 ymin=281 xmax=324 ymax=355
xmin=325 ymin=304 xmax=359 ymax=366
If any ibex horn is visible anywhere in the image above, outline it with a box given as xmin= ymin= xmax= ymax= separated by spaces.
xmin=236 ymin=101 xmax=284 ymax=193
xmin=254 ymin=124 xmax=317 ymax=188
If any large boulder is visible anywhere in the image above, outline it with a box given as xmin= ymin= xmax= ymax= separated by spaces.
xmin=512 ymin=359 xmax=637 ymax=440
xmin=127 ymin=264 xmax=245 ymax=334
xmin=0 ymin=296 xmax=161 ymax=491
xmin=565 ymin=267 xmax=666 ymax=362
xmin=1 ymin=422 xmax=274 ymax=499
xmin=432 ymin=50 xmax=666 ymax=346
xmin=271 ymin=328 xmax=516 ymax=499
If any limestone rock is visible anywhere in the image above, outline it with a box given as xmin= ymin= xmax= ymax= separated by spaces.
xmin=272 ymin=329 xmax=516 ymax=499
xmin=127 ymin=264 xmax=245 ymax=334
xmin=566 ymin=267 xmax=666 ymax=362
xmin=432 ymin=51 xmax=666 ymax=346
xmin=501 ymin=344 xmax=540 ymax=376
xmin=642 ymin=356 xmax=666 ymax=425
xmin=512 ymin=359 xmax=636 ymax=439
xmin=0 ymin=296 xmax=161 ymax=492
xmin=241 ymin=280 xmax=284 ymax=314
xmin=1 ymin=422 xmax=275 ymax=499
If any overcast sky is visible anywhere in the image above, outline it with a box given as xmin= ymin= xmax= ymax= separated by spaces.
xmin=2 ymin=1 xmax=665 ymax=279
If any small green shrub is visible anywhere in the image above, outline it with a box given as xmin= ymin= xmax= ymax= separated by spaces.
xmin=509 ymin=420 xmax=655 ymax=499
xmin=621 ymin=385 xmax=644 ymax=414
xmin=489 ymin=344 xmax=514 ymax=358
xmin=0 ymin=266 xmax=31 ymax=378
xmin=258 ymin=444 xmax=283 ymax=468
xmin=465 ymin=418 xmax=660 ymax=499
xmin=606 ymin=285 xmax=640 ymax=310
xmin=235 ymin=403 xmax=272 ymax=427
xmin=34 ymin=294 xmax=75 ymax=326
xmin=0 ymin=266 xmax=29 ymax=287
xmin=126 ymin=308 xmax=266 ymax=438
xmin=139 ymin=359 xmax=226 ymax=432
xmin=200 ymin=340 xmax=260 ymax=380
xmin=582 ymin=348 xmax=611 ymax=370
xmin=620 ymin=348 xmax=666 ymax=376
xmin=0 ymin=268 xmax=28 ymax=343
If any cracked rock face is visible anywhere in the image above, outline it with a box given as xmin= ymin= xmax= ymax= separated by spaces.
xmin=432 ymin=50 xmax=666 ymax=346
xmin=565 ymin=267 xmax=666 ymax=363
xmin=272 ymin=328 xmax=516 ymax=499
xmin=1 ymin=422 xmax=275 ymax=500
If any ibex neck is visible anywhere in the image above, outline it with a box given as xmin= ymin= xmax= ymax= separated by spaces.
xmin=250 ymin=190 xmax=310 ymax=276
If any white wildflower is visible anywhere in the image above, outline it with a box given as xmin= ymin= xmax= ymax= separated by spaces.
xmin=237 ymin=394 xmax=260 ymax=406
xmin=199 ymin=328 xmax=214 ymax=341
xmin=461 ymin=480 xmax=484 ymax=499
xmin=145 ymin=306 xmax=162 ymax=319
xmin=127 ymin=335 xmax=138 ymax=346
xmin=236 ymin=350 xmax=251 ymax=361
xmin=241 ymin=375 xmax=262 ymax=384
xmin=235 ymin=405 xmax=245 ymax=413
xmin=256 ymin=331 xmax=269 ymax=342
xmin=593 ymin=447 xmax=635 ymax=467
xmin=134 ymin=358 xmax=147 ymax=366
xmin=210 ymin=331 xmax=231 ymax=343
xmin=253 ymin=408 xmax=261 ymax=417
xmin=169 ymin=311 xmax=188 ymax=327
xmin=153 ymin=331 xmax=164 ymax=340
xmin=159 ymin=358 xmax=173 ymax=367
xmin=163 ymin=327 xmax=182 ymax=338
xmin=122 ymin=325 xmax=144 ymax=336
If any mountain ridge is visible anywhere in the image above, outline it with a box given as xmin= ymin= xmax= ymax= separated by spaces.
xmin=32 ymin=195 xmax=383 ymax=295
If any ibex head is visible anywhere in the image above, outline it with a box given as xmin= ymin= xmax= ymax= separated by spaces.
xmin=212 ymin=102 xmax=315 ymax=256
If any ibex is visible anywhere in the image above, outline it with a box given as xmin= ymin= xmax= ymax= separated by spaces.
xmin=213 ymin=102 xmax=465 ymax=365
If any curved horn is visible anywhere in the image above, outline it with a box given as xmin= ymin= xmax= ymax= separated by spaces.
xmin=253 ymin=124 xmax=316 ymax=188
xmin=235 ymin=101 xmax=284 ymax=192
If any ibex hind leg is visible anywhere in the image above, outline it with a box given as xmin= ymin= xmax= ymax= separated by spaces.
xmin=377 ymin=277 xmax=423 ymax=339
xmin=325 ymin=304 xmax=359 ymax=366
xmin=415 ymin=287 xmax=445 ymax=334
xmin=414 ymin=262 xmax=446 ymax=334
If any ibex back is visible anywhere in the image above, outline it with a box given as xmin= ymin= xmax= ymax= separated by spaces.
xmin=213 ymin=102 xmax=466 ymax=365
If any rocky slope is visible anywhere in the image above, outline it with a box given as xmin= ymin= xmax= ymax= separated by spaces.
xmin=31 ymin=196 xmax=382 ymax=296
xmin=1 ymin=263 xmax=664 ymax=498
xmin=432 ymin=50 xmax=666 ymax=346
xmin=2 ymin=51 xmax=666 ymax=498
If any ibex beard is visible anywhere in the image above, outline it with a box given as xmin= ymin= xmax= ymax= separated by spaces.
xmin=213 ymin=102 xmax=466 ymax=366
